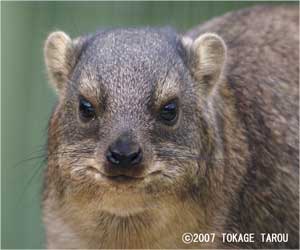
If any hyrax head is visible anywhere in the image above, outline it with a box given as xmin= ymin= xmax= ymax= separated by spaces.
xmin=44 ymin=27 xmax=226 ymax=213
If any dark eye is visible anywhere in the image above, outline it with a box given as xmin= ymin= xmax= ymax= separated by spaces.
xmin=159 ymin=100 xmax=178 ymax=125
xmin=79 ymin=96 xmax=96 ymax=122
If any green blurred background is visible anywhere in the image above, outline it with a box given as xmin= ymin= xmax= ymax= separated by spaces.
xmin=1 ymin=1 xmax=294 ymax=249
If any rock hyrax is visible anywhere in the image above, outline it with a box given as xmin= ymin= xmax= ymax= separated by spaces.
xmin=43 ymin=5 xmax=299 ymax=249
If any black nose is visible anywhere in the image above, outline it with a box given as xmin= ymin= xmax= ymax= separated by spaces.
xmin=106 ymin=134 xmax=143 ymax=168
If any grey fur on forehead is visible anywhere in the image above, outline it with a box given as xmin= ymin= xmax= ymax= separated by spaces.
xmin=73 ymin=27 xmax=187 ymax=89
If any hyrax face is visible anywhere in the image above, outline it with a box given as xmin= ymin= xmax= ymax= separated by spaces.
xmin=45 ymin=28 xmax=226 ymax=215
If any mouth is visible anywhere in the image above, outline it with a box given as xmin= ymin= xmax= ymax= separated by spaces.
xmin=104 ymin=174 xmax=143 ymax=183
xmin=87 ymin=166 xmax=161 ymax=183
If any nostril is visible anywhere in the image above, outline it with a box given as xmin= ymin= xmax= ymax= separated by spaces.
xmin=129 ymin=149 xmax=142 ymax=165
xmin=106 ymin=149 xmax=121 ymax=165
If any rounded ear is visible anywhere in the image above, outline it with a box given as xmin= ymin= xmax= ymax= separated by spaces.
xmin=44 ymin=31 xmax=83 ymax=93
xmin=183 ymin=33 xmax=227 ymax=93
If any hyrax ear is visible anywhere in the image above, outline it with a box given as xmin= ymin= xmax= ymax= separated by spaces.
xmin=44 ymin=31 xmax=82 ymax=93
xmin=184 ymin=33 xmax=226 ymax=93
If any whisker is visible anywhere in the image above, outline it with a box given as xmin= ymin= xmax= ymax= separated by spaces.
xmin=16 ymin=156 xmax=47 ymax=206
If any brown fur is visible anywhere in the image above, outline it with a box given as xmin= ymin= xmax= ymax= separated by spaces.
xmin=43 ymin=5 xmax=299 ymax=249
